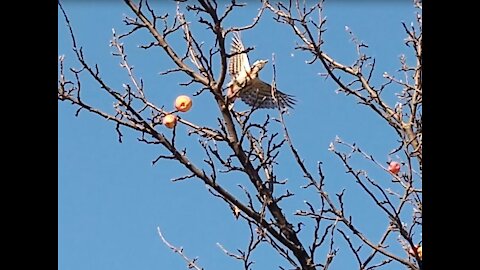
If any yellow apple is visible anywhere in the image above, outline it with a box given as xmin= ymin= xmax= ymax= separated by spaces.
xmin=163 ymin=114 xmax=177 ymax=129
xmin=175 ymin=95 xmax=192 ymax=112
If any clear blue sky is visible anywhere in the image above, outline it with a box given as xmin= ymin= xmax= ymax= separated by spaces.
xmin=59 ymin=1 xmax=420 ymax=269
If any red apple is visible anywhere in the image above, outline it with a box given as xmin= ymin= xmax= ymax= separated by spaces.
xmin=408 ymin=245 xmax=422 ymax=260
xmin=388 ymin=161 xmax=401 ymax=174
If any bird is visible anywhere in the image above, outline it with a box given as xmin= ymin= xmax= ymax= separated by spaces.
xmin=226 ymin=32 xmax=296 ymax=110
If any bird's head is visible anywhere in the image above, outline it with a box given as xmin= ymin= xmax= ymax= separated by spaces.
xmin=251 ymin=59 xmax=268 ymax=71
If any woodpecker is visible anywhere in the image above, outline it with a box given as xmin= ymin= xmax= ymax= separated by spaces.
xmin=226 ymin=32 xmax=296 ymax=109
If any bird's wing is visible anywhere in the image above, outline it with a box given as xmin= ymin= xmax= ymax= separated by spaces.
xmin=239 ymin=78 xmax=296 ymax=109
xmin=229 ymin=32 xmax=251 ymax=80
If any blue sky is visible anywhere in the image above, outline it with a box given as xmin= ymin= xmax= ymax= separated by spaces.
xmin=59 ymin=1 xmax=420 ymax=269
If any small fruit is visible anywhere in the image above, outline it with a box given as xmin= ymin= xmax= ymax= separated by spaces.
xmin=408 ymin=245 xmax=422 ymax=260
xmin=163 ymin=114 xmax=177 ymax=129
xmin=388 ymin=161 xmax=401 ymax=174
xmin=175 ymin=95 xmax=192 ymax=112
xmin=417 ymin=246 xmax=422 ymax=259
